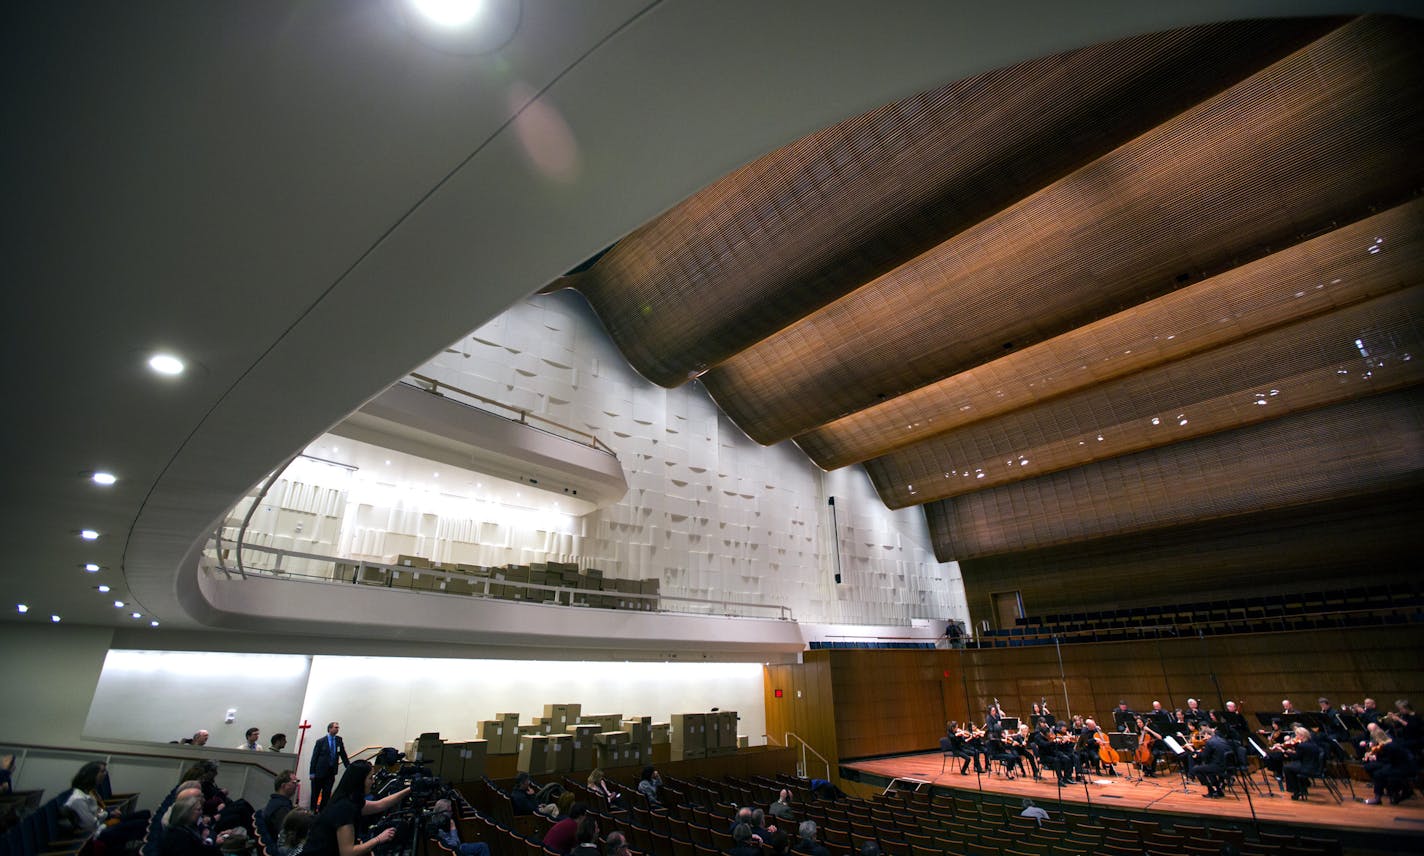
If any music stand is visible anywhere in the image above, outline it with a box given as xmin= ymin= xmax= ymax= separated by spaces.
xmin=1112 ymin=710 xmax=1136 ymax=732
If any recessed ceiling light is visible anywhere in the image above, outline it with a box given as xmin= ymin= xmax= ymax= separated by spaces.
xmin=97 ymin=585 xmax=111 ymax=593
xmin=84 ymin=563 xmax=101 ymax=573
xmin=114 ymin=600 xmax=125 ymax=608
xmin=51 ymin=614 xmax=61 ymax=623
xmin=80 ymin=529 xmax=100 ymax=541
xmin=150 ymin=620 xmax=160 ymax=627
xmin=16 ymin=604 xmax=28 ymax=614
xmin=410 ymin=0 xmax=483 ymax=28
xmin=131 ymin=612 xmax=142 ymax=619
xmin=91 ymin=471 xmax=118 ymax=486
xmin=147 ymin=353 xmax=185 ymax=376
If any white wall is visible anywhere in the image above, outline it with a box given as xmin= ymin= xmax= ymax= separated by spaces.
xmin=83 ymin=650 xmax=313 ymax=747
xmin=414 ymin=291 xmax=967 ymax=627
xmin=300 ymin=655 xmax=766 ymax=751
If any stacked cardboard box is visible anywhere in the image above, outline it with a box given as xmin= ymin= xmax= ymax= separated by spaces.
xmin=566 ymin=724 xmax=598 ymax=770
xmin=547 ymin=734 xmax=573 ymax=773
xmin=437 ymin=739 xmax=488 ymax=781
xmin=479 ymin=713 xmax=520 ymax=754
xmin=578 ymin=713 xmax=622 ymax=734
xmin=670 ymin=713 xmax=706 ymax=760
xmin=542 ymin=703 xmax=582 ymax=733
xmin=706 ymin=710 xmax=738 ymax=756
xmin=517 ymin=734 xmax=553 ymax=775
xmin=650 ymin=723 xmax=671 ymax=745
xmin=622 ymin=716 xmax=652 ymax=765
xmin=405 ymin=732 xmax=444 ymax=771
xmin=593 ymin=730 xmax=632 ymax=769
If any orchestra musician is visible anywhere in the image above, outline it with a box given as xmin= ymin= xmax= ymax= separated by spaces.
xmin=945 ymin=721 xmax=984 ymax=776
xmin=1010 ymin=723 xmax=1043 ymax=780
xmin=1132 ymin=715 xmax=1161 ymax=777
xmin=1190 ymin=726 xmax=1231 ymax=799
xmin=1283 ymin=725 xmax=1325 ymax=801
xmin=1260 ymin=717 xmax=1289 ymax=785
xmin=1183 ymin=698 xmax=1207 ymax=725
xmin=1362 ymin=723 xmax=1417 ymax=805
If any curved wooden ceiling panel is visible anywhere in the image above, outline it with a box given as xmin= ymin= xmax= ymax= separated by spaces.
xmin=561 ymin=19 xmax=1333 ymax=387
xmin=926 ymin=388 xmax=1424 ymax=562
xmin=797 ymin=199 xmax=1424 ymax=470
xmin=704 ymin=15 xmax=1424 ymax=444
xmin=868 ymin=285 xmax=1424 ymax=508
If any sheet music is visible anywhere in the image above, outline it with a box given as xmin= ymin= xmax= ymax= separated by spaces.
xmin=1163 ymin=734 xmax=1186 ymax=755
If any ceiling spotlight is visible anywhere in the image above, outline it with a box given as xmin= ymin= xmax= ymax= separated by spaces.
xmin=114 ymin=600 xmax=125 ymax=608
xmin=84 ymin=563 xmax=101 ymax=573
xmin=91 ymin=471 xmax=118 ymax=486
xmin=51 ymin=615 xmax=62 ymax=623
xmin=97 ymin=585 xmax=111 ymax=593
xmin=410 ymin=0 xmax=483 ymax=28
xmin=150 ymin=620 xmax=160 ymax=627
xmin=80 ymin=529 xmax=100 ymax=541
xmin=131 ymin=612 xmax=142 ymax=619
xmin=147 ymin=353 xmax=185 ymax=376
xmin=16 ymin=604 xmax=28 ymax=614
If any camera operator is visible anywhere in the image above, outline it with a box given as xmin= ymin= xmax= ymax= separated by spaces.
xmin=428 ymin=799 xmax=489 ymax=856
xmin=304 ymin=761 xmax=410 ymax=856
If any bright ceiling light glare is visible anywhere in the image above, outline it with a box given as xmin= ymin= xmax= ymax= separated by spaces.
xmin=84 ymin=563 xmax=101 ymax=572
xmin=97 ymin=585 xmax=111 ymax=593
xmin=91 ymin=471 xmax=118 ymax=486
xmin=131 ymin=612 xmax=142 ymax=619
xmin=150 ymin=620 xmax=160 ymax=627
xmin=16 ymin=604 xmax=28 ymax=614
xmin=410 ymin=0 xmax=483 ymax=28
xmin=80 ymin=529 xmax=100 ymax=541
xmin=51 ymin=615 xmax=61 ymax=623
xmin=147 ymin=353 xmax=185 ymax=376
xmin=114 ymin=600 xmax=125 ymax=608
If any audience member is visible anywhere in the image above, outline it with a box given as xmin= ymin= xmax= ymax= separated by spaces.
xmin=271 ymin=734 xmax=290 ymax=753
xmin=276 ymin=809 xmax=314 ymax=856
xmin=429 ymin=799 xmax=489 ymax=856
xmin=586 ymin=769 xmax=623 ymax=810
xmin=65 ymin=761 xmax=151 ymax=850
xmin=237 ymin=728 xmax=264 ymax=751
xmin=636 ymin=766 xmax=661 ymax=807
xmin=603 ymin=831 xmax=629 ymax=856
xmin=767 ymin=831 xmax=790 ymax=856
xmin=509 ymin=772 xmax=539 ymax=815
xmin=568 ymin=816 xmax=600 ymax=856
xmin=541 ymin=803 xmax=587 ymax=854
xmin=751 ymin=808 xmax=775 ymax=840
xmin=792 ymin=821 xmax=830 ymax=856
xmin=1019 ymin=798 xmax=1049 ymax=825
xmin=264 ymin=770 xmax=300 ymax=831
xmin=0 ymin=754 xmax=13 ymax=794
xmin=191 ymin=731 xmax=211 ymax=747
xmin=161 ymin=794 xmax=228 ymax=856
xmin=727 ymin=824 xmax=761 ymax=856
xmin=768 ymin=788 xmax=793 ymax=821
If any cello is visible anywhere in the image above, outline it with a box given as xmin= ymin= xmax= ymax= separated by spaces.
xmin=1135 ymin=723 xmax=1158 ymax=766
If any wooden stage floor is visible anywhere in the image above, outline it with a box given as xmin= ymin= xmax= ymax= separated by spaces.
xmin=843 ymin=750 xmax=1424 ymax=843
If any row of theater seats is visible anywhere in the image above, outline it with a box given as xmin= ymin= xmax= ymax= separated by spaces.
xmin=967 ymin=582 xmax=1424 ymax=648
xmin=0 ymin=791 xmax=86 ymax=856
xmin=450 ymin=772 xmax=1348 ymax=856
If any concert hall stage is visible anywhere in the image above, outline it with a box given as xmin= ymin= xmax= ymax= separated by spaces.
xmin=842 ymin=750 xmax=1424 ymax=847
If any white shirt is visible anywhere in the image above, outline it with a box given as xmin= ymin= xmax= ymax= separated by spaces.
xmin=235 ymin=742 xmax=264 ymax=751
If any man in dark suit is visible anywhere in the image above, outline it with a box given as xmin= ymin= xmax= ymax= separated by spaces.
xmin=308 ymin=721 xmax=349 ymax=809
xmin=1192 ymin=726 xmax=1231 ymax=798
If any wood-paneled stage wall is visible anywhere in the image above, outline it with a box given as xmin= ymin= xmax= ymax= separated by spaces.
xmin=763 ymin=624 xmax=1424 ymax=777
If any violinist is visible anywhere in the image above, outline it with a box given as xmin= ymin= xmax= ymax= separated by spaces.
xmin=945 ymin=721 xmax=983 ymax=776
xmin=1283 ymin=725 xmax=1324 ymax=801
xmin=1030 ymin=701 xmax=1055 ymax=727
xmin=1190 ymin=726 xmax=1230 ymax=799
xmin=1010 ymin=724 xmax=1042 ymax=780
xmin=1261 ymin=717 xmax=1289 ymax=785
xmin=1384 ymin=699 xmax=1421 ymax=758
xmin=1031 ymin=723 xmax=1072 ymax=786
xmin=1362 ymin=723 xmax=1417 ymax=805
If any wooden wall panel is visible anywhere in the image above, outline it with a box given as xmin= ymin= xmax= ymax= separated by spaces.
xmin=807 ymin=625 xmax=1424 ymax=760
xmin=959 ymin=486 xmax=1417 ymax=628
xmin=764 ymin=652 xmax=839 ymax=781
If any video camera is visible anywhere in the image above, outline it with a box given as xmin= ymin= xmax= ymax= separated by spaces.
xmin=367 ymin=750 xmax=458 ymax=856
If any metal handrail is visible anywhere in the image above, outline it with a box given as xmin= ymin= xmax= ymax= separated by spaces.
xmin=783 ymin=732 xmax=830 ymax=782
xmin=409 ymin=373 xmax=618 ymax=456
xmin=204 ymin=539 xmax=795 ymax=622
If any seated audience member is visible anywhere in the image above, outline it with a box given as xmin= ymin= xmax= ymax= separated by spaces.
xmin=0 ymin=754 xmax=14 ymax=794
xmin=768 ymin=788 xmax=793 ymax=821
xmin=767 ymin=831 xmax=790 ymax=856
xmin=302 ymin=761 xmax=410 ymax=856
xmin=727 ymin=824 xmax=761 ymax=856
xmin=165 ymin=781 xmax=203 ymax=826
xmin=541 ymin=803 xmax=587 ymax=855
xmin=65 ymin=761 xmax=151 ymax=850
xmin=162 ymin=794 xmax=234 ymax=856
xmin=792 ymin=821 xmax=830 ymax=856
xmin=751 ymin=808 xmax=775 ymax=840
xmin=858 ymin=844 xmax=880 ymax=856
xmin=569 ymin=816 xmax=600 ymax=856
xmin=182 ymin=761 xmax=229 ymax=817
xmin=270 ymin=734 xmax=290 ymax=753
xmin=265 ymin=771 xmax=300 ymax=832
xmin=1019 ymin=799 xmax=1049 ymax=825
xmin=276 ymin=809 xmax=314 ymax=856
xmin=430 ymin=799 xmax=490 ymax=856
xmin=636 ymin=766 xmax=662 ymax=807
xmin=509 ymin=772 xmax=539 ymax=816
xmin=586 ymin=769 xmax=623 ymax=810
xmin=219 ymin=830 xmax=255 ymax=856
xmin=729 ymin=807 xmax=754 ymax=834
xmin=603 ymin=831 xmax=629 ymax=856
xmin=237 ymin=728 xmax=264 ymax=751
xmin=189 ymin=731 xmax=211 ymax=747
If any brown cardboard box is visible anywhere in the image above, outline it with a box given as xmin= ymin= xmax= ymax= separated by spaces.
xmin=478 ymin=721 xmax=510 ymax=753
xmin=547 ymin=734 xmax=573 ymax=773
xmin=566 ymin=724 xmax=598 ymax=770
xmin=542 ymin=703 xmax=582 ymax=732
xmin=670 ymin=713 xmax=706 ymax=755
xmin=388 ymin=554 xmax=432 ymax=569
xmin=332 ymin=562 xmax=358 ymax=583
xmin=460 ymin=739 xmax=488 ymax=780
xmin=650 ymin=723 xmax=670 ymax=745
xmin=358 ymin=566 xmax=390 ymax=586
xmin=517 ymin=735 xmax=549 ymax=775
xmin=737 ymin=735 xmax=749 ymax=750
xmin=411 ymin=572 xmax=439 ymax=591
xmin=579 ymin=713 xmax=622 ymax=734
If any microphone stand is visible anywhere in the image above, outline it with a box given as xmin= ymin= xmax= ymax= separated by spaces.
xmin=1202 ymin=629 xmax=1260 ymax=835
xmin=958 ymin=667 xmax=984 ymax=803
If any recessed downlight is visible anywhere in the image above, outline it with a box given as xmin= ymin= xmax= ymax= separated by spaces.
xmin=131 ymin=612 xmax=142 ymax=619
xmin=16 ymin=604 xmax=28 ymax=614
xmin=150 ymin=620 xmax=160 ymax=627
xmin=80 ymin=529 xmax=100 ymax=541
xmin=51 ymin=614 xmax=61 ymax=623
xmin=113 ymin=600 xmax=125 ymax=608
xmin=84 ymin=563 xmax=101 ymax=573
xmin=97 ymin=585 xmax=111 ymax=593
xmin=410 ymin=0 xmax=483 ymax=28
xmin=91 ymin=471 xmax=118 ymax=486
xmin=148 ymin=353 xmax=185 ymax=376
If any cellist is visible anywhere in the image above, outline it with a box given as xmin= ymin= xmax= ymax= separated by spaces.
xmin=1133 ymin=715 xmax=1159 ymax=777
